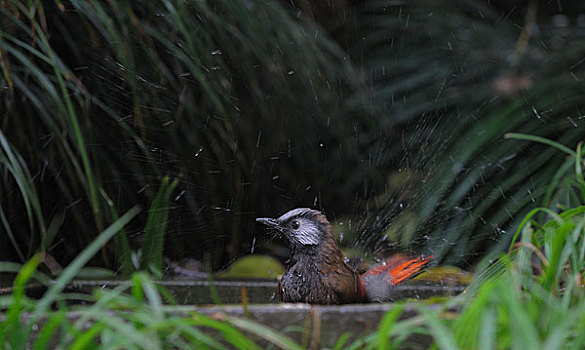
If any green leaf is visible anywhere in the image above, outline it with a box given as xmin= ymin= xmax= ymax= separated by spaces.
xmin=377 ymin=305 xmax=404 ymax=350
xmin=27 ymin=206 xmax=141 ymax=338
xmin=504 ymin=133 xmax=576 ymax=157
xmin=140 ymin=176 xmax=178 ymax=275
xmin=228 ymin=316 xmax=303 ymax=350
xmin=419 ymin=307 xmax=460 ymax=350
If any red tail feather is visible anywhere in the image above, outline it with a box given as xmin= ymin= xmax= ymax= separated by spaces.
xmin=360 ymin=254 xmax=432 ymax=302
xmin=362 ymin=255 xmax=432 ymax=285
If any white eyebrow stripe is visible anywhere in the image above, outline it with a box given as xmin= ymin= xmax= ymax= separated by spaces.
xmin=277 ymin=208 xmax=316 ymax=222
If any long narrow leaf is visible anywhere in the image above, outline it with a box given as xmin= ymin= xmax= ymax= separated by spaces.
xmin=29 ymin=206 xmax=141 ymax=327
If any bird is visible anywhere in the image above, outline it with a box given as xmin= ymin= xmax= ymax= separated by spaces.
xmin=256 ymin=207 xmax=432 ymax=304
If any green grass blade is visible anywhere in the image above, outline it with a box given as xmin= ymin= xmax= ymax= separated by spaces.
xmin=376 ymin=305 xmax=404 ymax=350
xmin=172 ymin=321 xmax=226 ymax=349
xmin=99 ymin=314 xmax=160 ymax=350
xmin=508 ymin=207 xmax=563 ymax=253
xmin=228 ymin=316 xmax=303 ymax=350
xmin=575 ymin=142 xmax=585 ymax=201
xmin=98 ymin=187 xmax=135 ymax=276
xmin=32 ymin=310 xmax=67 ymax=350
xmin=0 ymin=261 xmax=51 ymax=286
xmin=0 ymin=128 xmax=45 ymax=256
xmin=333 ymin=333 xmax=351 ymax=350
xmin=0 ymin=201 xmax=25 ymax=262
xmin=418 ymin=307 xmax=460 ymax=350
xmin=70 ymin=321 xmax=104 ymax=350
xmin=140 ymin=176 xmax=178 ymax=275
xmin=138 ymin=273 xmax=163 ymax=320
xmin=190 ymin=314 xmax=260 ymax=350
xmin=478 ymin=307 xmax=496 ymax=350
xmin=505 ymin=133 xmax=576 ymax=157
xmin=29 ymin=206 xmax=141 ymax=325
xmin=0 ymin=253 xmax=42 ymax=347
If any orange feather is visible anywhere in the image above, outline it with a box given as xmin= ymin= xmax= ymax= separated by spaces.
xmin=361 ymin=255 xmax=432 ymax=285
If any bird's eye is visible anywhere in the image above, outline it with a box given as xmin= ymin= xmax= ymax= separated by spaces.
xmin=291 ymin=220 xmax=300 ymax=230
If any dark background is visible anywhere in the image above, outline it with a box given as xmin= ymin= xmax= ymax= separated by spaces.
xmin=1 ymin=0 xmax=584 ymax=274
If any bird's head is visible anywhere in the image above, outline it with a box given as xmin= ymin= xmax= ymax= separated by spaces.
xmin=256 ymin=208 xmax=332 ymax=247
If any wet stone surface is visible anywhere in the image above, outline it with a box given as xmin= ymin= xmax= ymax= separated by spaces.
xmin=186 ymin=302 xmax=438 ymax=348
xmin=2 ymin=279 xmax=465 ymax=347
xmin=1 ymin=278 xmax=465 ymax=305
xmin=58 ymin=279 xmax=465 ymax=304
xmin=66 ymin=279 xmax=280 ymax=304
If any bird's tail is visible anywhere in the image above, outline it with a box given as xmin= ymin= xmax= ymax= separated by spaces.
xmin=362 ymin=254 xmax=432 ymax=285
xmin=360 ymin=254 xmax=432 ymax=302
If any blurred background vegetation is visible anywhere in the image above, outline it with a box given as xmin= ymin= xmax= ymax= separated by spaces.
xmin=1 ymin=0 xmax=584 ymax=275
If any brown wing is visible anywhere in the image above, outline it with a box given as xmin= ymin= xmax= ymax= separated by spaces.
xmin=323 ymin=264 xmax=366 ymax=304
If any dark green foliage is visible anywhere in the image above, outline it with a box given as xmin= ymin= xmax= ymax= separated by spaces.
xmin=0 ymin=207 xmax=141 ymax=348
xmin=1 ymin=0 xmax=585 ymax=271
xmin=0 ymin=0 xmax=367 ymax=268
xmin=346 ymin=1 xmax=585 ymax=264
xmin=342 ymin=204 xmax=585 ymax=349
xmin=0 ymin=228 xmax=302 ymax=349
xmin=140 ymin=176 xmax=178 ymax=275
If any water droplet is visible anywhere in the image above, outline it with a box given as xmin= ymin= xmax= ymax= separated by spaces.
xmin=250 ymin=237 xmax=256 ymax=254
xmin=256 ymin=130 xmax=262 ymax=148
xmin=567 ymin=117 xmax=578 ymax=128
xmin=531 ymin=106 xmax=542 ymax=119
xmin=174 ymin=190 xmax=186 ymax=201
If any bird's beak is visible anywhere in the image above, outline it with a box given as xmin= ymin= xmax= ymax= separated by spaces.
xmin=256 ymin=217 xmax=286 ymax=235
xmin=256 ymin=217 xmax=280 ymax=228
